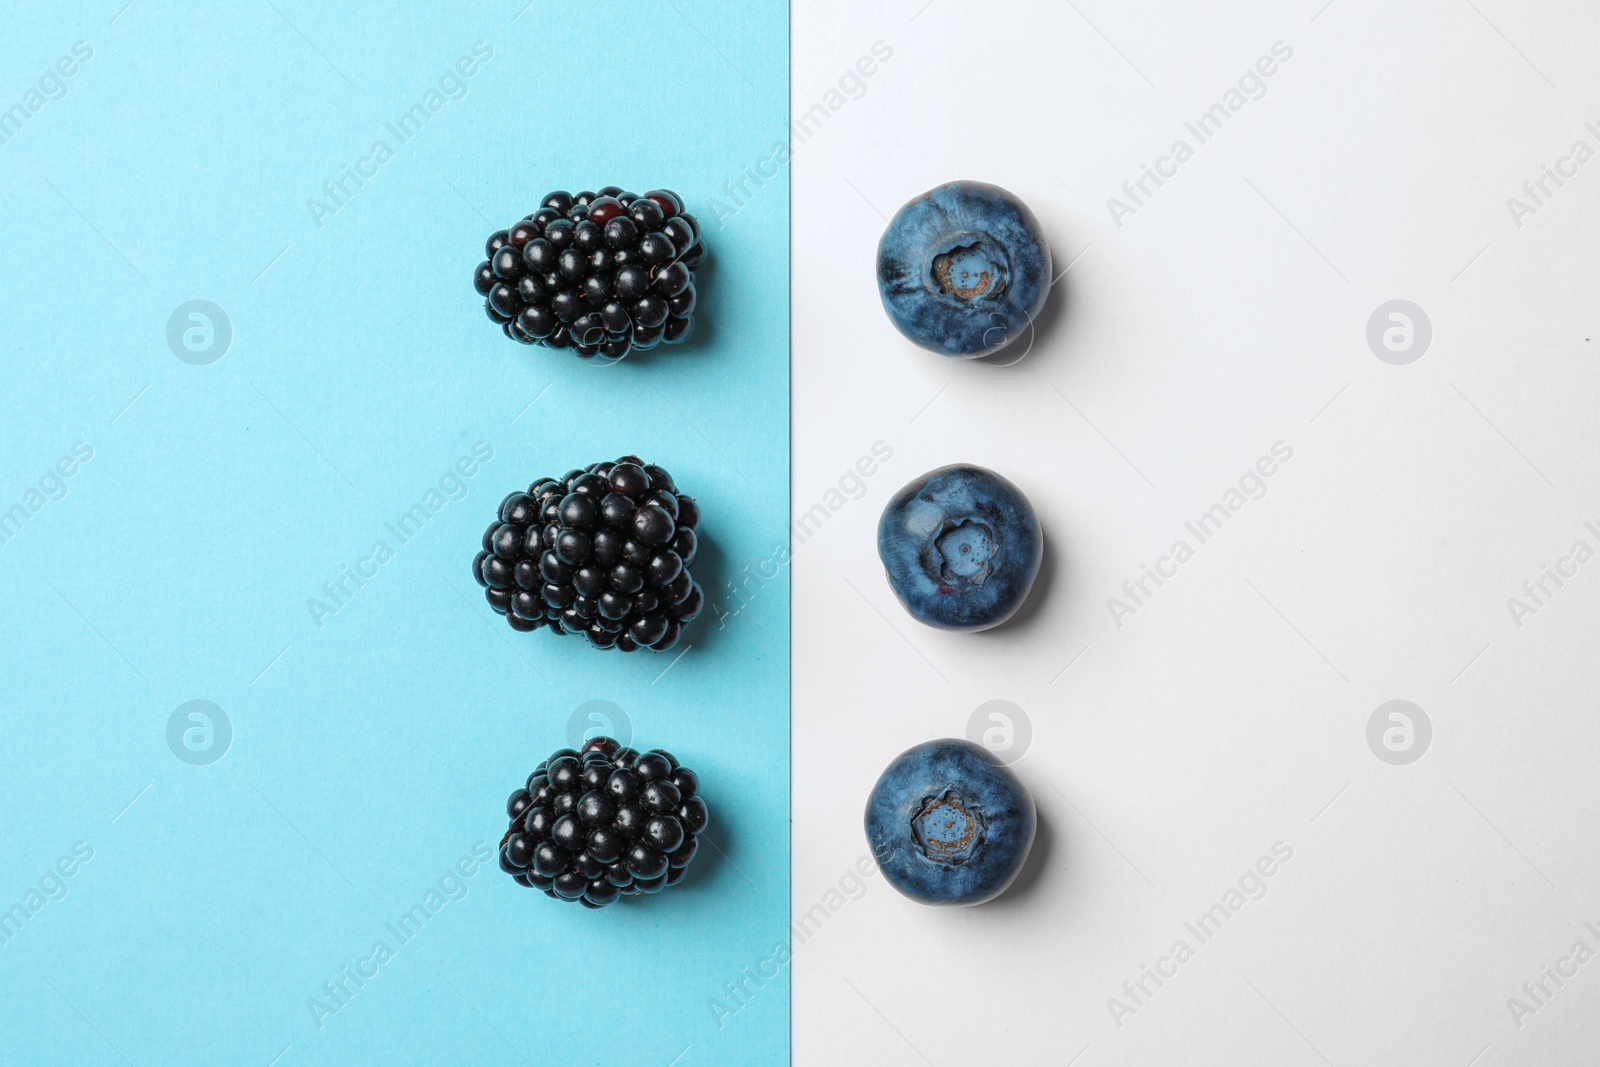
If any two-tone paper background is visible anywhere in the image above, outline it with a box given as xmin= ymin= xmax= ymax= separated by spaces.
xmin=6 ymin=1 xmax=1600 ymax=1064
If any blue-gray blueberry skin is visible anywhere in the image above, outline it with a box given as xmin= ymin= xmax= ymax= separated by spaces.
xmin=877 ymin=464 xmax=1042 ymax=631
xmin=865 ymin=739 xmax=1036 ymax=907
xmin=876 ymin=181 xmax=1052 ymax=358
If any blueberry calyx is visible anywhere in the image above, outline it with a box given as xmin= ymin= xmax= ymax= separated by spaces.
xmin=933 ymin=518 xmax=997 ymax=585
xmin=910 ymin=789 xmax=984 ymax=865
xmin=929 ymin=235 xmax=1007 ymax=301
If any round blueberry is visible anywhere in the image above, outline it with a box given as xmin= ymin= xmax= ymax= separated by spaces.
xmin=877 ymin=464 xmax=1042 ymax=631
xmin=877 ymin=181 xmax=1051 ymax=358
xmin=864 ymin=738 xmax=1035 ymax=907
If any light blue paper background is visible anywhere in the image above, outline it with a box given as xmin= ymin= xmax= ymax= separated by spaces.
xmin=0 ymin=2 xmax=788 ymax=1063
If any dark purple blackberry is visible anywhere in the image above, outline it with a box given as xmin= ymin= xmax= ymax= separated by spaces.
xmin=472 ymin=188 xmax=704 ymax=364
xmin=472 ymin=456 xmax=705 ymax=651
xmin=499 ymin=736 xmax=708 ymax=907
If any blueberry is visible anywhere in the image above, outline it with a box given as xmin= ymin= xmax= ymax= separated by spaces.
xmin=877 ymin=181 xmax=1051 ymax=358
xmin=877 ymin=465 xmax=1042 ymax=631
xmin=864 ymin=738 xmax=1035 ymax=907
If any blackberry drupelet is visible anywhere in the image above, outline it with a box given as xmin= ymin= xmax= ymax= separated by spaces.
xmin=473 ymin=187 xmax=705 ymax=363
xmin=499 ymin=736 xmax=710 ymax=907
xmin=472 ymin=456 xmax=706 ymax=652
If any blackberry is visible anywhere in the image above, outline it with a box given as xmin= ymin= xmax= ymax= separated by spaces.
xmin=499 ymin=736 xmax=709 ymax=907
xmin=472 ymin=456 xmax=706 ymax=651
xmin=472 ymin=188 xmax=705 ymax=364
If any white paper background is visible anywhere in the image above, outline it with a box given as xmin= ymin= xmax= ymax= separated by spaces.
xmin=792 ymin=1 xmax=1600 ymax=1063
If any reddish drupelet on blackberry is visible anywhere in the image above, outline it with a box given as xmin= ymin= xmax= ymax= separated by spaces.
xmin=475 ymin=187 xmax=705 ymax=364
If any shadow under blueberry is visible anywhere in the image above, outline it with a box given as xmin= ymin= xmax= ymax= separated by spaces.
xmin=980 ymin=256 xmax=1069 ymax=368
xmin=983 ymin=807 xmax=1054 ymax=911
xmin=971 ymin=526 xmax=1063 ymax=638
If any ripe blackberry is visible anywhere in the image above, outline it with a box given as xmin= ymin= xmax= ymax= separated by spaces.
xmin=473 ymin=188 xmax=705 ymax=364
xmin=472 ymin=456 xmax=706 ymax=651
xmin=499 ymin=736 xmax=709 ymax=907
